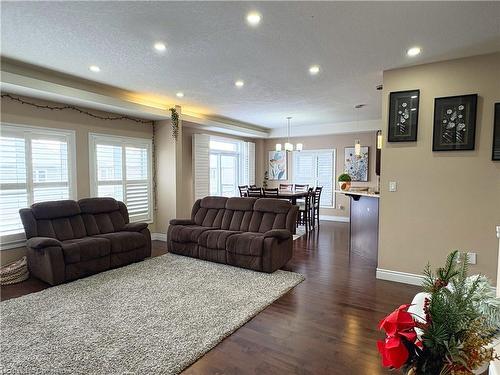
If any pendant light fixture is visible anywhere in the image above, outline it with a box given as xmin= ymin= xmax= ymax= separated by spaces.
xmin=377 ymin=130 xmax=383 ymax=149
xmin=354 ymin=104 xmax=365 ymax=157
xmin=354 ymin=139 xmax=361 ymax=157
xmin=276 ymin=116 xmax=303 ymax=152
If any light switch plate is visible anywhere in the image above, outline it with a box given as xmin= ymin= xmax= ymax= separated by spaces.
xmin=389 ymin=181 xmax=397 ymax=192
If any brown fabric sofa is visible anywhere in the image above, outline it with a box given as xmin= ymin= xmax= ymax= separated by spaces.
xmin=167 ymin=196 xmax=298 ymax=272
xmin=19 ymin=197 xmax=151 ymax=285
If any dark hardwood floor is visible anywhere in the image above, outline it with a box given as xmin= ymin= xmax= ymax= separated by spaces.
xmin=0 ymin=222 xmax=419 ymax=374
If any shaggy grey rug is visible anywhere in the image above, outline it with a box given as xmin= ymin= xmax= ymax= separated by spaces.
xmin=0 ymin=254 xmax=304 ymax=374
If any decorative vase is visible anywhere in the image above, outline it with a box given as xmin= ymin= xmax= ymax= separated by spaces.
xmin=338 ymin=181 xmax=351 ymax=191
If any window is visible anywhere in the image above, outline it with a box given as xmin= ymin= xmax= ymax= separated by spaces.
xmin=293 ymin=149 xmax=335 ymax=207
xmin=193 ymin=134 xmax=254 ymax=200
xmin=89 ymin=134 xmax=153 ymax=222
xmin=0 ymin=124 xmax=76 ymax=246
xmin=209 ymin=138 xmax=241 ymax=197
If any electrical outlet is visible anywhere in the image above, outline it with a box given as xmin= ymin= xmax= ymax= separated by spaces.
xmin=467 ymin=252 xmax=477 ymax=265
xmin=389 ymin=181 xmax=397 ymax=192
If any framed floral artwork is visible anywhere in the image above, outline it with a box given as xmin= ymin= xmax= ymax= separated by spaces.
xmin=388 ymin=89 xmax=420 ymax=142
xmin=344 ymin=146 xmax=369 ymax=182
xmin=268 ymin=151 xmax=287 ymax=180
xmin=432 ymin=94 xmax=478 ymax=151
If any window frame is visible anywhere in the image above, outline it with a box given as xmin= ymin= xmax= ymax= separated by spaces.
xmin=208 ymin=136 xmax=244 ymax=197
xmin=88 ymin=133 xmax=153 ymax=223
xmin=292 ymin=148 xmax=336 ymax=208
xmin=0 ymin=123 xmax=77 ymax=249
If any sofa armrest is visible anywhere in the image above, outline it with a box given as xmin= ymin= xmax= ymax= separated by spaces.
xmin=169 ymin=219 xmax=195 ymax=226
xmin=121 ymin=222 xmax=148 ymax=232
xmin=26 ymin=237 xmax=62 ymax=250
xmin=263 ymin=229 xmax=291 ymax=241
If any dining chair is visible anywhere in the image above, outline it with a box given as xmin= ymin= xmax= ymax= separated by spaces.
xmin=263 ymin=188 xmax=279 ymax=197
xmin=294 ymin=184 xmax=309 ymax=192
xmin=238 ymin=185 xmax=248 ymax=197
xmin=312 ymin=186 xmax=323 ymax=227
xmin=247 ymin=187 xmax=263 ymax=197
xmin=297 ymin=188 xmax=314 ymax=232
xmin=294 ymin=184 xmax=310 ymax=205
xmin=279 ymin=184 xmax=293 ymax=192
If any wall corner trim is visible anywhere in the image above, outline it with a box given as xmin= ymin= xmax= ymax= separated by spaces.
xmin=151 ymin=232 xmax=168 ymax=242
xmin=319 ymin=215 xmax=350 ymax=223
xmin=376 ymin=268 xmax=423 ymax=286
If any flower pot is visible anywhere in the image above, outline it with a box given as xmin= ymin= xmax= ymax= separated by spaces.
xmin=338 ymin=181 xmax=351 ymax=191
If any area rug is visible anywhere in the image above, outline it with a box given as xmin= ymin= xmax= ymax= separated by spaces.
xmin=0 ymin=254 xmax=304 ymax=374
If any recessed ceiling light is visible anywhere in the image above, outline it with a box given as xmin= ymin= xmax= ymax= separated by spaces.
xmin=154 ymin=42 xmax=167 ymax=52
xmin=89 ymin=65 xmax=100 ymax=72
xmin=309 ymin=65 xmax=320 ymax=75
xmin=235 ymin=80 xmax=245 ymax=88
xmin=176 ymin=92 xmax=184 ymax=98
xmin=246 ymin=12 xmax=261 ymax=26
xmin=407 ymin=46 xmax=421 ymax=57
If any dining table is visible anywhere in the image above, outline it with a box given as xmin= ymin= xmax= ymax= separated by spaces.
xmin=246 ymin=190 xmax=309 ymax=205
xmin=271 ymin=191 xmax=309 ymax=205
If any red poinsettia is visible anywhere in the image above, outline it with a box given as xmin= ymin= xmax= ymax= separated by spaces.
xmin=377 ymin=304 xmax=418 ymax=369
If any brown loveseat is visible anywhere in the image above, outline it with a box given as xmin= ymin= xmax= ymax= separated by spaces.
xmin=167 ymin=196 xmax=298 ymax=272
xmin=19 ymin=197 xmax=151 ymax=285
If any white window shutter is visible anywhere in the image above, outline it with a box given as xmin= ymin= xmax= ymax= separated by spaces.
xmin=193 ymin=133 xmax=210 ymax=200
xmin=248 ymin=142 xmax=255 ymax=186
xmin=316 ymin=151 xmax=335 ymax=207
xmin=293 ymin=151 xmax=315 ymax=184
xmin=89 ymin=133 xmax=152 ymax=222
xmin=0 ymin=124 xmax=76 ymax=245
xmin=292 ymin=149 xmax=335 ymax=208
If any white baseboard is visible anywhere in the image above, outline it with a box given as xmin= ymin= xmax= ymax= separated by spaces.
xmin=151 ymin=232 xmax=167 ymax=242
xmin=376 ymin=268 xmax=424 ymax=286
xmin=319 ymin=215 xmax=350 ymax=223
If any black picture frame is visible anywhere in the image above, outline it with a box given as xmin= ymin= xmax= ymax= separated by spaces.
xmin=432 ymin=94 xmax=478 ymax=151
xmin=388 ymin=89 xmax=420 ymax=142
xmin=493 ymin=103 xmax=500 ymax=161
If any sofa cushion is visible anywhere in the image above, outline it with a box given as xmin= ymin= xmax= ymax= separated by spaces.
xmin=95 ymin=232 xmax=146 ymax=253
xmin=169 ymin=225 xmax=214 ymax=243
xmin=61 ymin=237 xmax=111 ymax=264
xmin=198 ymin=229 xmax=241 ymax=250
xmin=31 ymin=200 xmax=81 ymax=219
xmin=78 ymin=197 xmax=119 ymax=214
xmin=226 ymin=232 xmax=265 ymax=257
xmin=192 ymin=196 xmax=227 ymax=227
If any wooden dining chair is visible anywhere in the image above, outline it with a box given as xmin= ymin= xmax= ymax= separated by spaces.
xmin=247 ymin=187 xmax=263 ymax=197
xmin=312 ymin=186 xmax=323 ymax=227
xmin=238 ymin=185 xmax=248 ymax=197
xmin=263 ymin=188 xmax=279 ymax=197
xmin=297 ymin=188 xmax=314 ymax=232
xmin=279 ymin=184 xmax=293 ymax=192
xmin=294 ymin=184 xmax=309 ymax=192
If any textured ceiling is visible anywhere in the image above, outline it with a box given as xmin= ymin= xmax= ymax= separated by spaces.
xmin=1 ymin=1 xmax=500 ymax=129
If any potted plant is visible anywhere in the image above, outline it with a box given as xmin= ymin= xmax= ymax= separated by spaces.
xmin=377 ymin=251 xmax=500 ymax=374
xmin=338 ymin=173 xmax=352 ymax=191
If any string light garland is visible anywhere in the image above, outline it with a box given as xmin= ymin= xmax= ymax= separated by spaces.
xmin=1 ymin=93 xmax=154 ymax=125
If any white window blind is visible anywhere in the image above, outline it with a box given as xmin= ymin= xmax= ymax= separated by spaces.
xmin=89 ymin=134 xmax=152 ymax=222
xmin=247 ymin=142 xmax=255 ymax=186
xmin=293 ymin=149 xmax=335 ymax=207
xmin=193 ymin=133 xmax=210 ymax=200
xmin=0 ymin=124 xmax=76 ymax=246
